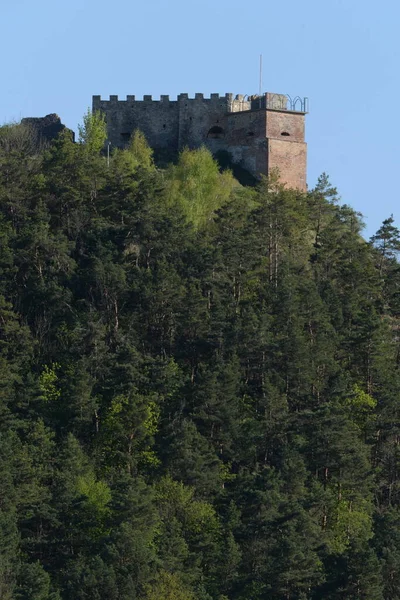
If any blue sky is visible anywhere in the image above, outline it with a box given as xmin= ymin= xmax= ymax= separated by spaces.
xmin=1 ymin=0 xmax=398 ymax=237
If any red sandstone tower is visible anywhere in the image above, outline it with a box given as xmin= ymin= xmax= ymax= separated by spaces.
xmin=223 ymin=93 xmax=307 ymax=191
xmin=263 ymin=93 xmax=307 ymax=191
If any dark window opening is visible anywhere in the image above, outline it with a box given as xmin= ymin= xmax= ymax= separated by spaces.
xmin=281 ymin=131 xmax=290 ymax=136
xmin=247 ymin=131 xmax=255 ymax=137
xmin=207 ymin=125 xmax=225 ymax=139
xmin=163 ymin=124 xmax=166 ymax=129
xmin=121 ymin=132 xmax=131 ymax=142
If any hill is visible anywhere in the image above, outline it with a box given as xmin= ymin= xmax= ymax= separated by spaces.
xmin=0 ymin=118 xmax=400 ymax=599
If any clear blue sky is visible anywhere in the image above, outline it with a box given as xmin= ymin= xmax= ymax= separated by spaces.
xmin=1 ymin=0 xmax=398 ymax=237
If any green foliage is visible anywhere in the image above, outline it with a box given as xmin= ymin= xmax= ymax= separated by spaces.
xmin=0 ymin=132 xmax=399 ymax=599
xmin=75 ymin=474 xmax=111 ymax=518
xmin=16 ymin=561 xmax=59 ymax=600
xmin=326 ymin=497 xmax=374 ymax=555
xmin=78 ymin=108 xmax=107 ymax=154
xmin=165 ymin=147 xmax=236 ymax=227
xmin=38 ymin=364 xmax=61 ymax=403
xmin=142 ymin=570 xmax=196 ymax=600
xmin=128 ymin=129 xmax=154 ymax=169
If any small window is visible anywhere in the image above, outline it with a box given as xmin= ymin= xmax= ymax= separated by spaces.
xmin=247 ymin=131 xmax=255 ymax=137
xmin=281 ymin=131 xmax=290 ymax=136
xmin=207 ymin=126 xmax=225 ymax=139
xmin=121 ymin=132 xmax=130 ymax=142
xmin=163 ymin=124 xmax=166 ymax=129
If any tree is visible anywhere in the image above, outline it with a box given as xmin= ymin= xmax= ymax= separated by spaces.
xmin=165 ymin=148 xmax=236 ymax=228
xmin=370 ymin=216 xmax=400 ymax=273
xmin=142 ymin=571 xmax=196 ymax=600
xmin=78 ymin=109 xmax=107 ymax=155
xmin=128 ymin=130 xmax=154 ymax=170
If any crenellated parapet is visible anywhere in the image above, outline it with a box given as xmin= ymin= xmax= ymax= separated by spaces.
xmin=93 ymin=92 xmax=235 ymax=104
xmin=92 ymin=92 xmax=308 ymax=113
xmin=92 ymin=93 xmax=239 ymax=151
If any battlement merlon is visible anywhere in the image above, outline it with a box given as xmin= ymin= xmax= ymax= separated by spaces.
xmin=93 ymin=93 xmax=233 ymax=106
xmin=92 ymin=93 xmax=308 ymax=114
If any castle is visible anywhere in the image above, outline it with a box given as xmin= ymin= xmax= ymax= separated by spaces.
xmin=93 ymin=92 xmax=308 ymax=191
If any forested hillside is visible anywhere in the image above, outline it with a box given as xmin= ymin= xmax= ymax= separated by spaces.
xmin=1 ymin=114 xmax=400 ymax=600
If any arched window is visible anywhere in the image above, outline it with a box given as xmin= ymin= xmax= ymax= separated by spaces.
xmin=207 ymin=126 xmax=225 ymax=139
xmin=281 ymin=131 xmax=290 ymax=137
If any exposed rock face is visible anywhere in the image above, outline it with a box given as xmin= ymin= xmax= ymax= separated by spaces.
xmin=21 ymin=114 xmax=75 ymax=143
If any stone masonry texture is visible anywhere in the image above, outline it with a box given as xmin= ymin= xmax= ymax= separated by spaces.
xmin=92 ymin=92 xmax=307 ymax=191
xmin=21 ymin=114 xmax=74 ymax=143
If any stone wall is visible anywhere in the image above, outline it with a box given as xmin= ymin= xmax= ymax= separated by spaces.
xmin=223 ymin=110 xmax=267 ymax=176
xmin=266 ymin=110 xmax=305 ymax=142
xmin=93 ymin=92 xmax=307 ymax=190
xmin=178 ymin=94 xmax=231 ymax=149
xmin=265 ymin=110 xmax=307 ymax=190
xmin=21 ymin=114 xmax=74 ymax=143
xmin=92 ymin=94 xmax=232 ymax=152
xmin=268 ymin=139 xmax=307 ymax=191
xmin=93 ymin=95 xmax=180 ymax=150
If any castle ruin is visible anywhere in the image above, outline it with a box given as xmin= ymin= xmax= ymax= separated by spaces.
xmin=93 ymin=92 xmax=308 ymax=191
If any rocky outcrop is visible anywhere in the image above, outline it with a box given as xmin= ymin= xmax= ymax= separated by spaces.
xmin=21 ymin=114 xmax=75 ymax=143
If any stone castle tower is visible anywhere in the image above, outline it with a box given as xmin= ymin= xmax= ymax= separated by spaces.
xmin=93 ymin=92 xmax=308 ymax=190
